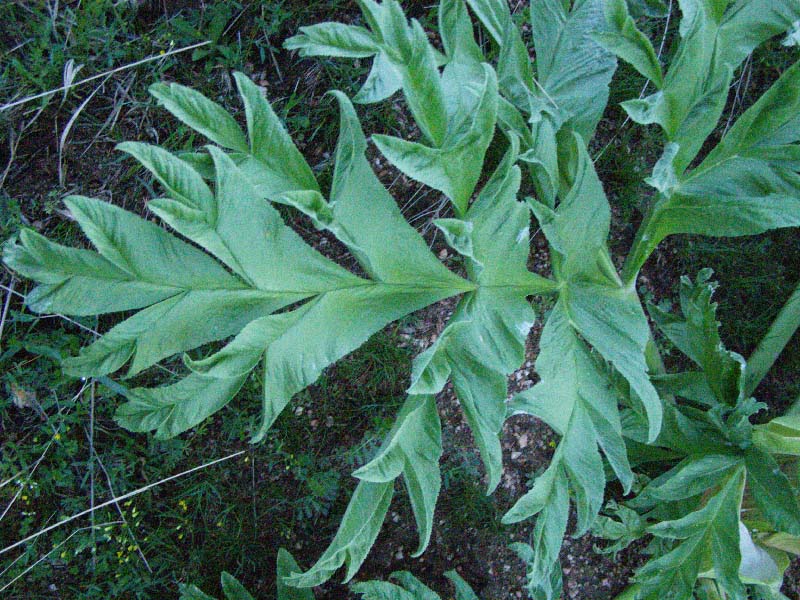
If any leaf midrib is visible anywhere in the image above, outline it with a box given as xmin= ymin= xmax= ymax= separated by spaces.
xmin=108 ymin=276 xmax=479 ymax=297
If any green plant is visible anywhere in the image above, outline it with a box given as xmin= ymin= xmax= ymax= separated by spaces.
xmin=181 ymin=549 xmax=312 ymax=599
xmin=183 ymin=559 xmax=480 ymax=600
xmin=4 ymin=0 xmax=800 ymax=598
xmin=353 ymin=570 xmax=481 ymax=599
xmin=592 ymin=270 xmax=800 ymax=600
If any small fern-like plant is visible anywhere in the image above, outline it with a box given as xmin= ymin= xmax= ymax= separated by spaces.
xmin=6 ymin=0 xmax=800 ymax=598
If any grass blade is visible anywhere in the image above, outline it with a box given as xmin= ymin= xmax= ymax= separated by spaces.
xmin=746 ymin=280 xmax=800 ymax=396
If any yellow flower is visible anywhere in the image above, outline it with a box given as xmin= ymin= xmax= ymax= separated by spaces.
xmin=178 ymin=499 xmax=188 ymax=512
xmin=53 ymin=433 xmax=62 ymax=441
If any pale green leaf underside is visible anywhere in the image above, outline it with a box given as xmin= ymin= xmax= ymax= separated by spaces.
xmin=285 ymin=480 xmax=393 ymax=587
xmin=372 ymin=63 xmax=498 ymax=215
xmin=353 ymin=394 xmax=442 ymax=556
xmin=284 ymin=22 xmax=379 ymax=58
xmin=354 ymin=51 xmax=402 ymax=103
xmin=277 ymin=549 xmax=314 ymax=600
xmin=530 ymin=0 xmax=616 ymax=139
xmin=502 ymin=300 xmax=634 ymax=597
xmin=5 ymin=79 xmax=475 ymax=445
xmin=532 ymin=134 xmax=662 ymax=441
xmin=593 ymin=0 xmax=663 ymax=88
xmin=5 ymin=66 xmax=565 ymax=593
xmin=251 ymin=285 xmax=455 ymax=442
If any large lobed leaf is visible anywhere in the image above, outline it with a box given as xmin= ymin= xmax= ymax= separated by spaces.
xmin=3 ymin=74 xmax=472 ymax=443
xmin=635 ymin=465 xmax=747 ymax=600
xmin=529 ymin=133 xmax=662 ymax=442
xmin=508 ymin=131 xmax=663 ymax=598
xmin=286 ymin=137 xmax=554 ymax=588
xmin=407 ymin=138 xmax=549 ymax=493
xmin=504 ymin=301 xmax=634 ymax=599
xmin=615 ymin=0 xmax=800 ymax=171
xmin=617 ymin=5 xmax=800 ymax=281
